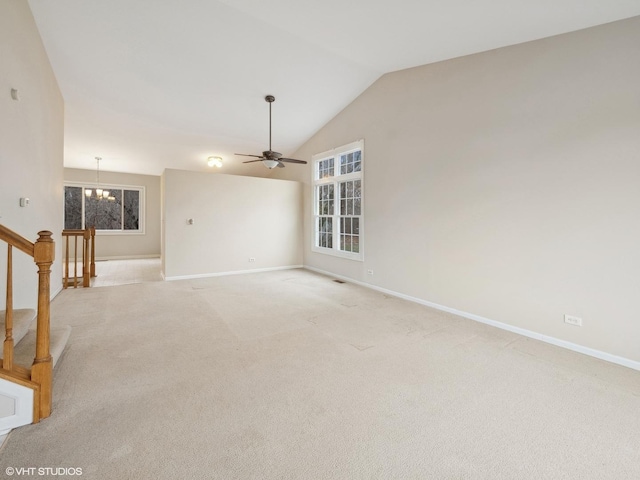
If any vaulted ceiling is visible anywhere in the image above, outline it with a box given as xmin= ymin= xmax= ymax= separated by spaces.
xmin=28 ymin=0 xmax=640 ymax=176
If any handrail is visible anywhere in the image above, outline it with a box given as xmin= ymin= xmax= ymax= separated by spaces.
xmin=0 ymin=224 xmax=34 ymax=257
xmin=1 ymin=224 xmax=55 ymax=422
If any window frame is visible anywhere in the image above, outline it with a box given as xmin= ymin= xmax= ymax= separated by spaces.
xmin=311 ymin=139 xmax=364 ymax=261
xmin=63 ymin=181 xmax=146 ymax=235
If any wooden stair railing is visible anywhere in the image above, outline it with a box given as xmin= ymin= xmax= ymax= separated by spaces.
xmin=62 ymin=227 xmax=95 ymax=288
xmin=0 ymin=224 xmax=55 ymax=422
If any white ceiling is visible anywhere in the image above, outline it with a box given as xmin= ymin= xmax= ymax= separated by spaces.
xmin=27 ymin=0 xmax=640 ymax=176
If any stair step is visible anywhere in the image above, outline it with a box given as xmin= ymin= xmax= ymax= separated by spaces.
xmin=0 ymin=309 xmax=36 ymax=357
xmin=12 ymin=325 xmax=72 ymax=369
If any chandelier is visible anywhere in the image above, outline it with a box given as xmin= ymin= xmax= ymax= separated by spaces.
xmin=85 ymin=157 xmax=115 ymax=201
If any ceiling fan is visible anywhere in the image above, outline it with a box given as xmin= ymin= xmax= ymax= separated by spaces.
xmin=235 ymin=95 xmax=307 ymax=169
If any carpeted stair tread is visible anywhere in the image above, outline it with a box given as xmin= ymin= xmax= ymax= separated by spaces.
xmin=12 ymin=325 xmax=72 ymax=369
xmin=0 ymin=309 xmax=36 ymax=357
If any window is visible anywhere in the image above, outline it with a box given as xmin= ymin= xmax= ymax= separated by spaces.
xmin=64 ymin=183 xmax=145 ymax=234
xmin=312 ymin=140 xmax=363 ymax=260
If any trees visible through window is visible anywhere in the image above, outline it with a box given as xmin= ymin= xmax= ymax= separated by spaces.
xmin=312 ymin=140 xmax=363 ymax=260
xmin=64 ymin=184 xmax=143 ymax=233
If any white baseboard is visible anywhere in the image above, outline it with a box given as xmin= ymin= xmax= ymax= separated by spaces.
xmin=164 ymin=265 xmax=304 ymax=282
xmin=304 ymin=266 xmax=640 ymax=372
xmin=95 ymin=254 xmax=160 ymax=261
xmin=50 ymin=284 xmax=63 ymax=301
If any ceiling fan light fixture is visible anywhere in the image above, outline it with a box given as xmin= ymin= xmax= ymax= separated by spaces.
xmin=237 ymin=95 xmax=307 ymax=169
xmin=263 ymin=159 xmax=280 ymax=169
xmin=207 ymin=156 xmax=223 ymax=168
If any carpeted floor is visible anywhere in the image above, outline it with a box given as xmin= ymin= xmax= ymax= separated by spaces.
xmin=1 ymin=269 xmax=639 ymax=479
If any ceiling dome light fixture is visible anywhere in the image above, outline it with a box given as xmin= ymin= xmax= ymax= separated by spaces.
xmin=262 ymin=159 xmax=280 ymax=169
xmin=207 ymin=156 xmax=223 ymax=168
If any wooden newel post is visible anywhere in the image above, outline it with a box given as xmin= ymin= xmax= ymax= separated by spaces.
xmin=30 ymin=230 xmax=55 ymax=420
xmin=90 ymin=226 xmax=96 ymax=278
xmin=82 ymin=228 xmax=91 ymax=287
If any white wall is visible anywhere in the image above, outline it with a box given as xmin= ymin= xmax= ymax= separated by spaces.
xmin=0 ymin=1 xmax=64 ymax=417
xmin=275 ymin=17 xmax=640 ymax=364
xmin=64 ymin=168 xmax=161 ymax=259
xmin=0 ymin=1 xmax=64 ymax=307
xmin=162 ymin=169 xmax=302 ymax=278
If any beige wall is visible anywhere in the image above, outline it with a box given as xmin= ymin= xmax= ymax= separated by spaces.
xmin=162 ymin=169 xmax=302 ymax=278
xmin=275 ymin=17 xmax=640 ymax=364
xmin=64 ymin=168 xmax=161 ymax=258
xmin=0 ymin=1 xmax=64 ymax=308
xmin=0 ymin=1 xmax=64 ymax=418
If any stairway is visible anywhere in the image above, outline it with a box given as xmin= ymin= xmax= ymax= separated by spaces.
xmin=0 ymin=309 xmax=71 ymax=440
xmin=0 ymin=309 xmax=71 ymax=369
xmin=1 ymin=226 xmax=64 ymax=440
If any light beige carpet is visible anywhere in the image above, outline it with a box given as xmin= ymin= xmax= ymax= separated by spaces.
xmin=1 ymin=269 xmax=639 ymax=479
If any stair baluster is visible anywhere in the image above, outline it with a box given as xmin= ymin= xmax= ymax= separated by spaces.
xmin=3 ymin=245 xmax=14 ymax=371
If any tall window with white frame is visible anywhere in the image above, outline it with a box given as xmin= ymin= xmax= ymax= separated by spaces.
xmin=312 ymin=140 xmax=363 ymax=260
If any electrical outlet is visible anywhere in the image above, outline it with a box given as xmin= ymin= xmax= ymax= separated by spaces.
xmin=249 ymin=257 xmax=256 ymax=262
xmin=564 ymin=315 xmax=582 ymax=327
xmin=367 ymin=269 xmax=373 ymax=275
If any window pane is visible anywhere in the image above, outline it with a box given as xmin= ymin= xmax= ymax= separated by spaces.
xmin=64 ymin=186 xmax=82 ymax=229
xmin=86 ymin=189 xmax=122 ymax=230
xmin=338 ymin=150 xmax=362 ymax=176
xmin=316 ymin=216 xmax=333 ymax=248
xmin=352 ymin=236 xmax=360 ymax=253
xmin=353 ymin=218 xmax=360 ymax=234
xmin=123 ymin=190 xmax=140 ymax=230
xmin=354 ymin=198 xmax=361 ymax=215
xmin=317 ymin=158 xmax=335 ymax=179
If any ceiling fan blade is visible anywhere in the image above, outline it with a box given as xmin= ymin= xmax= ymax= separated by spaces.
xmin=242 ymin=159 xmax=265 ymax=164
xmin=276 ymin=162 xmax=285 ymax=168
xmin=235 ymin=153 xmax=263 ymax=158
xmin=278 ymin=158 xmax=307 ymax=164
